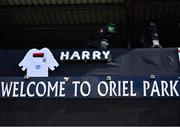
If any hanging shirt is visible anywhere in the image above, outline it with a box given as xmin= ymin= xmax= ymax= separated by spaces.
xmin=19 ymin=48 xmax=59 ymax=77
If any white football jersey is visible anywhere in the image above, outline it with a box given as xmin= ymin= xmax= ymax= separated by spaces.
xmin=19 ymin=48 xmax=59 ymax=77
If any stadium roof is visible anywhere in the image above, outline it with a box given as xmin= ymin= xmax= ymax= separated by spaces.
xmin=0 ymin=0 xmax=179 ymax=48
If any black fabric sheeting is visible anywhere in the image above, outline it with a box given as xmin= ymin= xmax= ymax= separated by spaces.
xmin=0 ymin=48 xmax=179 ymax=76
xmin=0 ymin=48 xmax=180 ymax=125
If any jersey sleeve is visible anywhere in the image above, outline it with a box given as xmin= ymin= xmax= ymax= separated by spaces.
xmin=43 ymin=48 xmax=59 ymax=71
xmin=18 ymin=49 xmax=34 ymax=71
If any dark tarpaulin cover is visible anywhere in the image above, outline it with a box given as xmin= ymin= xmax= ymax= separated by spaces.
xmin=0 ymin=48 xmax=179 ymax=76
xmin=0 ymin=48 xmax=180 ymax=125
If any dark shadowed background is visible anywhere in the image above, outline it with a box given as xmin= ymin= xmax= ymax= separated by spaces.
xmin=0 ymin=0 xmax=180 ymax=126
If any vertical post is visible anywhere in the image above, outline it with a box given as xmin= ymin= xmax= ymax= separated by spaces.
xmin=125 ymin=0 xmax=132 ymax=48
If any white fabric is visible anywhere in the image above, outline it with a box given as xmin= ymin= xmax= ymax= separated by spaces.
xmin=19 ymin=48 xmax=59 ymax=77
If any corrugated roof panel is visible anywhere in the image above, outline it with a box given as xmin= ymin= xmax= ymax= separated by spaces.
xmin=56 ymin=10 xmax=62 ymax=24
xmin=20 ymin=0 xmax=26 ymax=5
xmin=95 ymin=9 xmax=101 ymax=24
xmin=0 ymin=5 xmax=125 ymax=25
xmin=101 ymin=9 xmax=106 ymax=23
xmin=61 ymin=10 xmax=68 ymax=24
xmin=21 ymin=11 xmax=30 ymax=24
xmin=13 ymin=0 xmax=19 ymax=5
xmin=14 ymin=0 xmax=19 ymax=5
xmin=69 ymin=0 xmax=76 ymax=4
xmin=7 ymin=0 xmax=14 ymax=5
xmin=17 ymin=10 xmax=25 ymax=24
xmin=114 ymin=8 xmax=120 ymax=23
xmin=108 ymin=9 xmax=115 ymax=23
xmin=25 ymin=11 xmax=33 ymax=24
xmin=1 ymin=1 xmax=179 ymax=26
xmin=101 ymin=9 xmax=108 ymax=23
xmin=42 ymin=10 xmax=49 ymax=24
xmin=28 ymin=11 xmax=35 ymax=24
xmin=107 ymin=9 xmax=114 ymax=23
xmin=37 ymin=0 xmax=43 ymax=5
xmin=27 ymin=11 xmax=34 ymax=24
xmin=38 ymin=0 xmax=44 ymax=5
xmin=112 ymin=10 xmax=117 ymax=23
xmin=71 ymin=10 xmax=78 ymax=24
xmin=49 ymin=10 xmax=56 ymax=24
xmin=63 ymin=0 xmax=70 ymax=5
xmin=19 ymin=0 xmax=26 ymax=5
xmin=90 ymin=10 xmax=98 ymax=24
xmin=44 ymin=10 xmax=51 ymax=24
xmin=83 ymin=0 xmax=90 ymax=4
xmin=69 ymin=10 xmax=77 ymax=24
xmin=0 ymin=0 xmax=123 ymax=5
xmin=24 ymin=11 xmax=32 ymax=24
xmin=89 ymin=10 xmax=96 ymax=24
xmin=0 ymin=0 xmax=3 ymax=5
xmin=34 ymin=0 xmax=39 ymax=5
xmin=37 ymin=10 xmax=45 ymax=24
xmin=79 ymin=10 xmax=86 ymax=24
xmin=51 ymin=0 xmax=57 ymax=4
xmin=56 ymin=0 xmax=63 ymax=5
xmin=107 ymin=8 xmax=112 ymax=23
xmin=48 ymin=10 xmax=55 ymax=24
xmin=94 ymin=0 xmax=100 ymax=4
xmin=54 ymin=10 xmax=60 ymax=24
xmin=85 ymin=10 xmax=94 ymax=24
xmin=44 ymin=0 xmax=51 ymax=5
xmin=14 ymin=11 xmax=22 ymax=24
xmin=66 ymin=10 xmax=74 ymax=24
xmin=129 ymin=2 xmax=180 ymax=23
xmin=26 ymin=0 xmax=32 ymax=5
xmin=100 ymin=0 xmax=106 ymax=4
xmin=114 ymin=0 xmax=123 ymax=3
xmin=105 ymin=0 xmax=112 ymax=4
xmin=12 ymin=11 xmax=19 ymax=24
xmin=87 ymin=0 xmax=94 ymax=4
xmin=119 ymin=9 xmax=125 ymax=23
xmin=102 ymin=9 xmax=108 ymax=23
